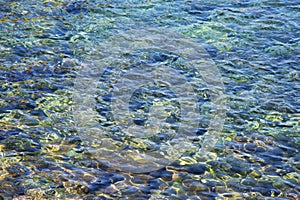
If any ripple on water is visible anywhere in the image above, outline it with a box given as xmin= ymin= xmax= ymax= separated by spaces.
xmin=0 ymin=0 xmax=299 ymax=199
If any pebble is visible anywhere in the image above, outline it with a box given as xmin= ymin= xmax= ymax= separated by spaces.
xmin=19 ymin=112 xmax=39 ymax=126
xmin=169 ymin=163 xmax=206 ymax=175
xmin=150 ymin=169 xmax=173 ymax=181
xmin=182 ymin=179 xmax=209 ymax=192
xmin=249 ymin=169 xmax=263 ymax=178
xmin=104 ymin=184 xmax=119 ymax=194
xmin=241 ymin=178 xmax=257 ymax=186
xmin=148 ymin=178 xmax=167 ymax=190
xmin=220 ymin=192 xmax=243 ymax=198
xmin=185 ymin=164 xmax=207 ymax=175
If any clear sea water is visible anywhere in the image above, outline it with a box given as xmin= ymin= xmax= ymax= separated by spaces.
xmin=0 ymin=0 xmax=299 ymax=199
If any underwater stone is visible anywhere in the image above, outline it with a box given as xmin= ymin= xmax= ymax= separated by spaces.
xmin=22 ymin=115 xmax=39 ymax=126
xmin=185 ymin=164 xmax=207 ymax=175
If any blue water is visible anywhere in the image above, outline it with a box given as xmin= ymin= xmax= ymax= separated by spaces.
xmin=0 ymin=0 xmax=299 ymax=199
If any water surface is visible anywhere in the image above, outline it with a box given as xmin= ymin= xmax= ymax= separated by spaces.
xmin=0 ymin=0 xmax=299 ymax=199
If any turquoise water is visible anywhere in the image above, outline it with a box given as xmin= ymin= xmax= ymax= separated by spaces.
xmin=0 ymin=0 xmax=299 ymax=199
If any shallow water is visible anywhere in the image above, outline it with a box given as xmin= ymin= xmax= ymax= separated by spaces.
xmin=0 ymin=0 xmax=299 ymax=199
